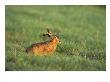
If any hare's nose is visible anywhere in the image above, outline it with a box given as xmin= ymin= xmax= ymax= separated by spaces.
xmin=59 ymin=41 xmax=61 ymax=44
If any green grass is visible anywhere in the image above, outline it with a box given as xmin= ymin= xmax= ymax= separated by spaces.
xmin=5 ymin=5 xmax=106 ymax=71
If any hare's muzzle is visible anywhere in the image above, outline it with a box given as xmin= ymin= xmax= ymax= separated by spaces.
xmin=59 ymin=41 xmax=61 ymax=44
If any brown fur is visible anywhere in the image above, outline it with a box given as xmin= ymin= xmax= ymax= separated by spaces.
xmin=26 ymin=36 xmax=60 ymax=56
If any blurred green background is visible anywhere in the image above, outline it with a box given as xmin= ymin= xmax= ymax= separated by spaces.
xmin=5 ymin=5 xmax=106 ymax=71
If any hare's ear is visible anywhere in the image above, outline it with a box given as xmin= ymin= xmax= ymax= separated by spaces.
xmin=42 ymin=28 xmax=52 ymax=37
xmin=46 ymin=28 xmax=52 ymax=36
xmin=47 ymin=28 xmax=52 ymax=34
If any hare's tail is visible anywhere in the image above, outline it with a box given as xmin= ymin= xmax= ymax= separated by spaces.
xmin=25 ymin=47 xmax=32 ymax=53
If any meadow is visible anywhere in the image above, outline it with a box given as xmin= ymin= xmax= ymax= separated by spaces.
xmin=5 ymin=5 xmax=106 ymax=71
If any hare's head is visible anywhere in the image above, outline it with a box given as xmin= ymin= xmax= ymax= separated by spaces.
xmin=43 ymin=29 xmax=61 ymax=44
xmin=51 ymin=36 xmax=61 ymax=44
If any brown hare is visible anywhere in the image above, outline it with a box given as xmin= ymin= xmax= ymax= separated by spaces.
xmin=26 ymin=29 xmax=61 ymax=56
